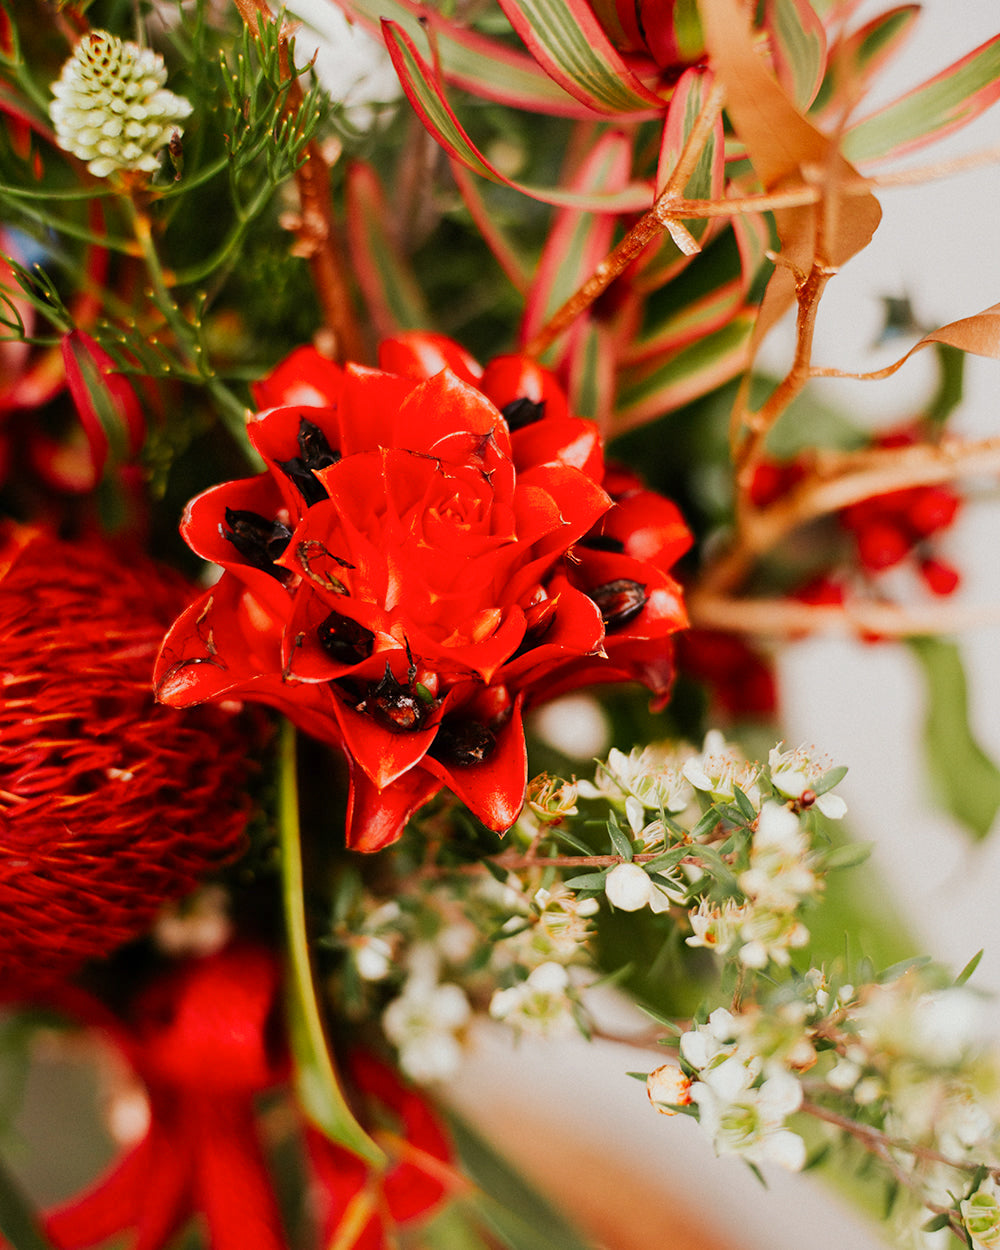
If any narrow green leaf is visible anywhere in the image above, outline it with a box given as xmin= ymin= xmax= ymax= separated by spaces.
xmin=563 ymin=870 xmax=609 ymax=890
xmin=0 ymin=1150 xmax=56 ymax=1250
xmin=606 ymin=814 xmax=635 ymax=861
xmin=642 ymin=845 xmax=690 ymax=874
xmin=548 ymin=825 xmax=597 ymax=854
xmin=909 ymin=637 xmax=1000 ymax=840
xmin=613 ymin=312 xmax=754 ymax=431
xmin=732 ymin=785 xmax=757 ymax=821
xmin=877 ymin=955 xmax=933 ymax=984
xmin=926 ymin=343 xmax=965 ymax=426
xmin=955 ymin=949 xmax=984 ymax=987
xmin=921 ymin=1213 xmax=953 ymax=1234
xmin=277 ymin=722 xmax=384 ymax=1167
xmin=812 ymin=764 xmax=848 ymax=797
xmin=821 ymin=842 xmax=872 ymax=871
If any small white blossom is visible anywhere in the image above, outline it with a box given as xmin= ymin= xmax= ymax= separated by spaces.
xmin=382 ymin=978 xmax=471 ymax=1083
xmin=683 ymin=731 xmax=761 ymax=805
xmin=685 ymin=898 xmax=747 ymax=955
xmin=692 ymin=1069 xmax=806 ymax=1172
xmin=768 ymin=743 xmax=847 ymax=819
xmin=50 ymin=32 xmax=192 ymax=178
xmin=605 ymin=862 xmax=652 ymax=912
xmin=737 ymin=908 xmax=809 ymax=969
xmin=739 ymin=801 xmax=818 ymax=911
xmin=579 ymin=745 xmax=693 ymax=813
xmin=489 ymin=962 xmax=577 ymax=1037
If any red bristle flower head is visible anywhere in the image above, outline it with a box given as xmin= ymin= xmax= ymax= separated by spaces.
xmin=0 ymin=525 xmax=257 ymax=981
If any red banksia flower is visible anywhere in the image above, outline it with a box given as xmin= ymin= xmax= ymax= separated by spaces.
xmin=35 ymin=943 xmax=288 ymax=1250
xmin=155 ymin=334 xmax=690 ymax=851
xmin=0 ymin=526 xmax=255 ymax=979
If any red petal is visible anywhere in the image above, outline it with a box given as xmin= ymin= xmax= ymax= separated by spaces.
xmin=378 ymin=332 xmax=483 ymax=385
xmin=423 ymin=696 xmax=526 ymax=831
xmin=345 ymin=760 xmax=441 ymax=851
xmin=251 ymin=346 xmax=344 ymax=409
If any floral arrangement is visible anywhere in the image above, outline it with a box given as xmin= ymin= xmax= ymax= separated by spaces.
xmin=1 ymin=2 xmax=1000 ymax=1248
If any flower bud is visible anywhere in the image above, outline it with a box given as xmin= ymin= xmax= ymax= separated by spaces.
xmin=605 ymin=862 xmax=652 ymax=911
xmin=647 ymin=1063 xmax=693 ymax=1115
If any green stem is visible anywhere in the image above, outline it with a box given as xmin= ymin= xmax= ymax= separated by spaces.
xmin=277 ymin=720 xmax=386 ymax=1168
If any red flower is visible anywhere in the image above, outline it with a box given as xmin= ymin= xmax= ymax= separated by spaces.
xmin=0 ymin=525 xmax=255 ymax=979
xmin=34 ymin=944 xmax=289 ymax=1250
xmin=306 ymin=1053 xmax=459 ymax=1250
xmin=155 ymin=335 xmax=690 ymax=851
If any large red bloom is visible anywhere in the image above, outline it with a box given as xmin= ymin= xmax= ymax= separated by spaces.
xmin=0 ymin=525 xmax=255 ymax=979
xmin=155 ymin=334 xmax=690 ymax=850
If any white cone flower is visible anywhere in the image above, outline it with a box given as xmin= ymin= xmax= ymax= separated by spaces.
xmin=50 ymin=31 xmax=192 ymax=178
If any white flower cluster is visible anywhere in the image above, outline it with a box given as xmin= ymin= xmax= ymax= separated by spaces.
xmin=50 ymin=32 xmax=192 ymax=178
xmin=671 ymin=1007 xmax=808 ymax=1172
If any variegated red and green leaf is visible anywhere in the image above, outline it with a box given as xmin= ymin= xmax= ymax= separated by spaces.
xmin=612 ymin=311 xmax=755 ymax=432
xmin=519 ymin=130 xmax=633 ymax=355
xmin=334 ymin=0 xmax=593 ymax=117
xmin=810 ymin=6 xmax=918 ymax=126
xmin=495 ymin=0 xmax=666 ymax=115
xmin=382 ymin=21 xmax=654 ymax=211
xmin=635 ymin=67 xmax=724 ymax=289
xmin=567 ymin=317 xmax=619 ymax=426
xmin=844 ymin=31 xmax=1000 ymax=163
xmin=449 ymin=162 xmax=533 ymax=295
xmin=763 ymin=0 xmax=828 ymax=111
xmin=344 ymin=161 xmax=430 ymax=340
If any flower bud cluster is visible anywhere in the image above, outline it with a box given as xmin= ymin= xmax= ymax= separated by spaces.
xmin=50 ymin=32 xmax=192 ymax=179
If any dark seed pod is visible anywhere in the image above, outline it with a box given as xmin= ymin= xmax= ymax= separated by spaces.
xmin=277 ymin=417 xmax=341 ymax=505
xmin=501 ymin=397 xmax=546 ymax=431
xmin=587 ymin=578 xmax=648 ymax=630
xmin=362 ymin=663 xmax=429 ymax=733
xmin=222 ymin=508 xmax=292 ymax=580
xmin=317 ymin=611 xmax=375 ymax=665
xmin=431 ymin=719 xmax=497 ymax=766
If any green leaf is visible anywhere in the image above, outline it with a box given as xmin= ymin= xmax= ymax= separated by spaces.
xmin=277 ymin=722 xmax=384 ymax=1167
xmin=446 ymin=1111 xmax=597 ymax=1250
xmin=921 ymin=1213 xmax=953 ymax=1234
xmin=926 ymin=343 xmax=966 ymax=426
xmin=606 ymin=814 xmax=635 ymax=861
xmin=732 ymin=785 xmax=757 ymax=821
xmin=844 ymin=32 xmax=1000 ymax=163
xmin=909 ymin=637 xmax=1000 ymax=840
xmin=0 ymin=1150 xmax=56 ymax=1250
xmin=812 ymin=764 xmax=848 ymax=797
xmin=955 ymin=949 xmax=984 ymax=987
xmin=821 ymin=842 xmax=872 ymax=871
xmin=563 ymin=870 xmax=609 ymax=890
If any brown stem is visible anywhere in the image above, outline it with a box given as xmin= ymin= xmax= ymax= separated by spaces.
xmin=522 ymin=81 xmax=727 ymax=359
xmin=699 ymin=434 xmax=1000 ymax=597
xmin=231 ymin=0 xmax=364 ymax=362
xmin=688 ymin=592 xmax=1000 ymax=640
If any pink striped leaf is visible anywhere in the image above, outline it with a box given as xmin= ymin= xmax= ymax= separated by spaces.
xmin=844 ymin=31 xmax=1000 ymax=163
xmin=335 ymin=0 xmax=592 ymax=116
xmin=612 ymin=311 xmax=755 ymax=431
xmin=383 ymin=21 xmax=653 ymax=211
xmin=495 ymin=0 xmax=666 ymax=115
xmin=519 ymin=130 xmax=633 ymax=353
xmin=811 ymin=6 xmax=918 ymax=124
xmin=764 ymin=0 xmax=828 ymax=110
xmin=344 ymin=161 xmax=431 ymax=340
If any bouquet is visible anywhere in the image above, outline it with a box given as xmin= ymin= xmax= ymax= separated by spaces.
xmin=2 ymin=1 xmax=1000 ymax=1246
